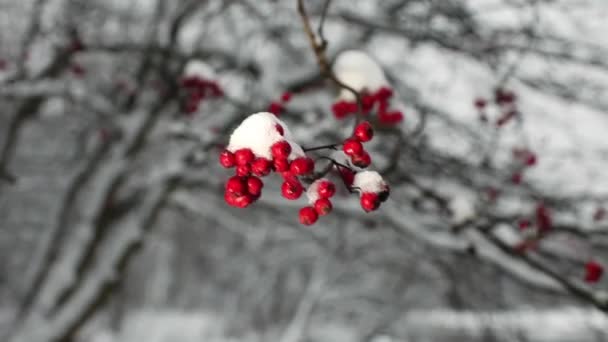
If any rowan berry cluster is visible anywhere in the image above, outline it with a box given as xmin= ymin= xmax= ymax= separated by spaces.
xmin=219 ymin=112 xmax=390 ymax=225
xmin=474 ymin=87 xmax=518 ymax=126
xmin=181 ymin=76 xmax=223 ymax=115
xmin=268 ymin=92 xmax=292 ymax=116
xmin=331 ymin=87 xmax=403 ymax=125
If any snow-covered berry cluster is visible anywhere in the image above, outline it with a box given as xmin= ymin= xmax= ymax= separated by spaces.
xmin=342 ymin=121 xmax=374 ymax=168
xmin=331 ymin=86 xmax=403 ymax=125
xmin=268 ymin=92 xmax=292 ymax=116
xmin=181 ymin=61 xmax=223 ymax=115
xmin=474 ymin=88 xmax=518 ymax=126
xmin=219 ymin=112 xmax=390 ymax=225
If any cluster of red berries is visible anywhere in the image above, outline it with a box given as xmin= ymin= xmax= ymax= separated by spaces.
xmin=474 ymin=88 xmax=518 ymax=126
xmin=517 ymin=203 xmax=551 ymax=233
xmin=331 ymin=87 xmax=403 ymax=125
xmin=220 ymin=125 xmax=316 ymax=210
xmin=342 ymin=121 xmax=374 ymax=168
xmin=268 ymin=92 xmax=292 ymax=116
xmin=299 ymin=179 xmax=336 ymax=225
xmin=510 ymin=147 xmax=537 ymax=185
xmin=181 ymin=76 xmax=224 ymax=115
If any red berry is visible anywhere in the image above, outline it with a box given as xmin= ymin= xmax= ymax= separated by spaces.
xmin=234 ymin=148 xmax=254 ymax=166
xmin=375 ymin=87 xmax=393 ymax=101
xmin=251 ymin=158 xmax=272 ymax=176
xmin=236 ymin=164 xmax=251 ymax=176
xmin=354 ymin=121 xmax=373 ymax=142
xmin=275 ymin=124 xmax=284 ymax=136
xmin=525 ymin=153 xmax=537 ymax=166
xmin=268 ymin=102 xmax=284 ymax=116
xmin=271 ymin=141 xmax=291 ymax=159
xmin=247 ymin=176 xmax=264 ymax=197
xmin=317 ymin=181 xmax=335 ymax=198
xmin=219 ymin=150 xmax=236 ymax=168
xmin=225 ymin=176 xmax=246 ymax=195
xmin=225 ymin=192 xmax=253 ymax=208
xmin=518 ymin=219 xmax=531 ymax=230
xmin=281 ymin=178 xmax=303 ymax=200
xmin=281 ymin=92 xmax=292 ymax=102
xmin=314 ymin=198 xmax=332 ymax=216
xmin=273 ymin=158 xmax=290 ymax=172
xmin=474 ymin=98 xmax=487 ymax=110
xmin=290 ymin=157 xmax=314 ymax=176
xmin=511 ymin=172 xmax=522 ymax=184
xmin=378 ymin=111 xmax=404 ymax=125
xmin=343 ymin=139 xmax=364 ymax=157
xmin=332 ymin=100 xmax=358 ymax=119
xmin=362 ymin=94 xmax=375 ymax=112
xmin=535 ymin=203 xmax=552 ymax=232
xmin=351 ymin=150 xmax=371 ymax=168
xmin=585 ymin=260 xmax=603 ymax=283
xmin=360 ymin=192 xmax=380 ymax=212
xmin=338 ymin=167 xmax=355 ymax=188
xmin=299 ymin=206 xmax=318 ymax=225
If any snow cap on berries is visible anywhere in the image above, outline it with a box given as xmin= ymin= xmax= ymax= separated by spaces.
xmin=183 ymin=59 xmax=216 ymax=79
xmin=353 ymin=171 xmax=387 ymax=194
xmin=227 ymin=112 xmax=302 ymax=160
xmin=333 ymin=50 xmax=389 ymax=101
xmin=306 ymin=178 xmax=333 ymax=204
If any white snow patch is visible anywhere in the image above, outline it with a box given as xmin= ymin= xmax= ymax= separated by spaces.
xmin=353 ymin=171 xmax=387 ymax=194
xmin=333 ymin=50 xmax=389 ymax=101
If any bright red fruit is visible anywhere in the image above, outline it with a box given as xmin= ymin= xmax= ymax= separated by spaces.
xmin=251 ymin=158 xmax=272 ymax=176
xmin=585 ymin=260 xmax=603 ymax=283
xmin=219 ymin=150 xmax=235 ymax=168
xmin=271 ymin=141 xmax=291 ymax=159
xmin=343 ymin=139 xmax=364 ymax=157
xmin=338 ymin=167 xmax=355 ymax=188
xmin=275 ymin=124 xmax=284 ymax=136
xmin=224 ymin=190 xmax=253 ymax=208
xmin=354 ymin=121 xmax=373 ymax=142
xmin=290 ymin=157 xmax=314 ymax=176
xmin=351 ymin=151 xmax=371 ymax=168
xmin=299 ymin=206 xmax=319 ymax=225
xmin=360 ymin=192 xmax=380 ymax=212
xmin=518 ymin=219 xmax=531 ymax=230
xmin=225 ymin=176 xmax=246 ymax=195
xmin=535 ymin=203 xmax=552 ymax=232
xmin=268 ymin=102 xmax=284 ymax=116
xmin=236 ymin=164 xmax=251 ymax=176
xmin=273 ymin=158 xmax=290 ymax=172
xmin=247 ymin=176 xmax=263 ymax=197
xmin=332 ymin=100 xmax=358 ymax=119
xmin=234 ymin=148 xmax=254 ymax=166
xmin=314 ymin=198 xmax=332 ymax=216
xmin=281 ymin=92 xmax=292 ymax=102
xmin=317 ymin=181 xmax=335 ymax=198
xmin=375 ymin=87 xmax=393 ymax=101
xmin=281 ymin=179 xmax=303 ymax=200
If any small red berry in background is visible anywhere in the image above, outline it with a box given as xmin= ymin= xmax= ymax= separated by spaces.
xmin=343 ymin=139 xmax=364 ymax=157
xmin=225 ymin=176 xmax=247 ymax=196
xmin=360 ymin=192 xmax=380 ymax=212
xmin=474 ymin=97 xmax=487 ymax=110
xmin=593 ymin=207 xmax=605 ymax=221
xmin=354 ymin=121 xmax=374 ymax=142
xmin=268 ymin=102 xmax=284 ymax=116
xmin=271 ymin=141 xmax=291 ymax=159
xmin=219 ymin=150 xmax=236 ymax=168
xmin=518 ymin=219 xmax=531 ymax=230
xmin=234 ymin=148 xmax=255 ymax=166
xmin=314 ymin=198 xmax=332 ymax=216
xmin=511 ymin=172 xmax=522 ymax=185
xmin=317 ymin=180 xmax=336 ymax=198
xmin=584 ymin=260 xmax=603 ymax=283
xmin=299 ymin=206 xmax=318 ymax=225
xmin=280 ymin=92 xmax=292 ymax=102
xmin=525 ymin=153 xmax=537 ymax=166
xmin=535 ymin=203 xmax=552 ymax=232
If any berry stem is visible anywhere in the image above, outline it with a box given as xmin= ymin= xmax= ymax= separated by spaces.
xmin=303 ymin=143 xmax=341 ymax=152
